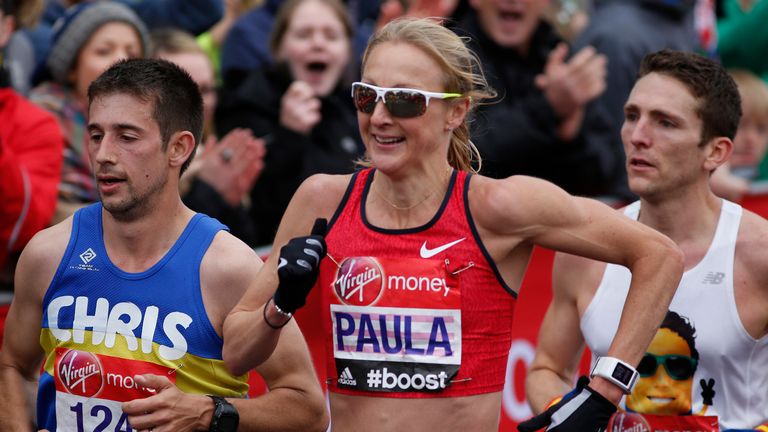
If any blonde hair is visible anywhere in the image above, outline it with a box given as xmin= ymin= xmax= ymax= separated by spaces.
xmin=150 ymin=28 xmax=206 ymax=58
xmin=729 ymin=69 xmax=768 ymax=120
xmin=359 ymin=17 xmax=497 ymax=173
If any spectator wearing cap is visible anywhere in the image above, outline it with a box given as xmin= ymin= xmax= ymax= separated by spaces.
xmin=29 ymin=2 xmax=149 ymax=222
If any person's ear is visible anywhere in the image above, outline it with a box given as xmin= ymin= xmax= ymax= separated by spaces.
xmin=446 ymin=97 xmax=470 ymax=132
xmin=167 ymin=131 xmax=196 ymax=170
xmin=703 ymin=137 xmax=733 ymax=172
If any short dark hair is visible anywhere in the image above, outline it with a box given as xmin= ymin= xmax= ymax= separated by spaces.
xmin=661 ymin=310 xmax=699 ymax=362
xmin=88 ymin=58 xmax=203 ymax=175
xmin=637 ymin=49 xmax=742 ymax=146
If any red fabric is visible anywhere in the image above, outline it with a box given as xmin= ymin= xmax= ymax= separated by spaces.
xmin=0 ymin=88 xmax=63 ymax=267
xmin=319 ymin=169 xmax=516 ymax=398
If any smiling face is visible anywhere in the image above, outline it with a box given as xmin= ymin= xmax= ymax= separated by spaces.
xmin=626 ymin=328 xmax=695 ymax=415
xmin=621 ymin=73 xmax=711 ymax=200
xmin=69 ymin=22 xmax=143 ymax=103
xmin=87 ymin=93 xmax=171 ymax=221
xmin=277 ymin=0 xmax=350 ymax=97
xmin=469 ymin=0 xmax=543 ymax=54
xmin=358 ymin=41 xmax=465 ymax=176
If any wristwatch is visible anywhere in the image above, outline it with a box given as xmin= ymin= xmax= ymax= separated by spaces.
xmin=207 ymin=395 xmax=239 ymax=432
xmin=590 ymin=356 xmax=639 ymax=394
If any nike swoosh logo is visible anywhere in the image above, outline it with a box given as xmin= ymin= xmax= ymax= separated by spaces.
xmin=420 ymin=238 xmax=466 ymax=259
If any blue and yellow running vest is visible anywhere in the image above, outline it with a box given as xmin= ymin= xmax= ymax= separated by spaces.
xmin=37 ymin=203 xmax=248 ymax=431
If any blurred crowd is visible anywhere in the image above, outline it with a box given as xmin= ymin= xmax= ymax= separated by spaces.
xmin=2 ymin=0 xmax=768 ymax=289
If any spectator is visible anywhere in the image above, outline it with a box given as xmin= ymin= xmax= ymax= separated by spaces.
xmin=717 ymin=0 xmax=768 ymax=82
xmin=24 ymin=0 xmax=223 ymax=68
xmin=710 ymin=68 xmax=768 ymax=200
xmin=219 ymin=0 xmax=377 ymax=83
xmin=571 ymin=0 xmax=698 ymax=201
xmin=3 ymin=0 xmax=42 ymax=94
xmin=151 ymin=28 xmax=266 ymax=245
xmin=452 ymin=0 xmax=610 ymax=198
xmin=197 ymin=0 xmax=263 ymax=82
xmin=0 ymin=0 xmax=63 ymax=280
xmin=29 ymin=2 xmax=149 ymax=222
xmin=216 ymin=0 xmax=363 ymax=246
xmin=220 ymin=0 xmax=282 ymax=82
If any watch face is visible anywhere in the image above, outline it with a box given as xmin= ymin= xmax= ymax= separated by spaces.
xmin=612 ymin=362 xmax=635 ymax=385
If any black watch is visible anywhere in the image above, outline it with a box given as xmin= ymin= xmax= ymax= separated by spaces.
xmin=207 ymin=395 xmax=239 ymax=432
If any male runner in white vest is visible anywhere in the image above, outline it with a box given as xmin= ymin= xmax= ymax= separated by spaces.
xmin=524 ymin=50 xmax=768 ymax=430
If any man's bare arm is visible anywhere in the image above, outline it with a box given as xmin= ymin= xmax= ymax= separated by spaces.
xmin=0 ymin=224 xmax=69 ymax=430
xmin=525 ymin=253 xmax=603 ymax=413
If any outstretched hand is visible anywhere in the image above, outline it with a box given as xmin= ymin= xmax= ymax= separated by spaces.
xmin=273 ymin=218 xmax=328 ymax=314
xmin=122 ymin=374 xmax=212 ymax=432
xmin=518 ymin=376 xmax=616 ymax=431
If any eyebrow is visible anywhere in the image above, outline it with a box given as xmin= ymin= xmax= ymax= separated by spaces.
xmin=624 ymin=104 xmax=685 ymax=123
xmin=87 ymin=122 xmax=146 ymax=133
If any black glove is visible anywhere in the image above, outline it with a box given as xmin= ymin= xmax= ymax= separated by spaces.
xmin=273 ymin=218 xmax=327 ymax=314
xmin=518 ymin=376 xmax=617 ymax=432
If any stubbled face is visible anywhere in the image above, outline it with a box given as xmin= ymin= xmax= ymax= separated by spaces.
xmin=470 ymin=0 xmax=542 ymax=53
xmin=277 ymin=0 xmax=350 ymax=97
xmin=87 ymin=93 xmax=169 ymax=221
xmin=157 ymin=51 xmax=216 ymax=135
xmin=70 ymin=22 xmax=143 ymax=102
xmin=626 ymin=328 xmax=695 ymax=415
xmin=357 ymin=41 xmax=461 ymax=175
xmin=621 ymin=73 xmax=708 ymax=200
xmin=731 ymin=103 xmax=768 ymax=169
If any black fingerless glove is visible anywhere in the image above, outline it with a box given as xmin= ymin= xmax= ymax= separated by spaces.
xmin=273 ymin=218 xmax=327 ymax=314
xmin=518 ymin=376 xmax=617 ymax=432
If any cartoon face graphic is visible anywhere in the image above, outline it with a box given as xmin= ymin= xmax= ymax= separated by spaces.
xmin=626 ymin=327 xmax=698 ymax=415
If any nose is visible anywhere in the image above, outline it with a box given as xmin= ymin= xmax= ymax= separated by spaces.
xmin=369 ymin=97 xmax=393 ymax=126
xmin=624 ymin=118 xmax=651 ymax=149
xmin=91 ymin=135 xmax=118 ymax=167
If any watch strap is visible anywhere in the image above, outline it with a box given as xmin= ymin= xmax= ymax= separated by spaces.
xmin=207 ymin=395 xmax=239 ymax=432
xmin=590 ymin=356 xmax=639 ymax=394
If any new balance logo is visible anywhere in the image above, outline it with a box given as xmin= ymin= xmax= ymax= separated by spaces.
xmin=702 ymin=272 xmax=725 ymax=285
xmin=338 ymin=367 xmax=357 ymax=386
xmin=79 ymin=248 xmax=96 ymax=264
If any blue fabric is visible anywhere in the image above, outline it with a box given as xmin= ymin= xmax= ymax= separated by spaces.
xmin=220 ymin=0 xmax=281 ymax=77
xmin=41 ymin=203 xmax=228 ymax=359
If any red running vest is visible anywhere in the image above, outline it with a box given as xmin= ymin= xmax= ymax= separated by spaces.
xmin=319 ymin=168 xmax=516 ymax=398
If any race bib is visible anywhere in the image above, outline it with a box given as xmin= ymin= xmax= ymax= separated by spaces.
xmin=53 ymin=348 xmax=173 ymax=431
xmin=329 ymin=256 xmax=461 ymax=393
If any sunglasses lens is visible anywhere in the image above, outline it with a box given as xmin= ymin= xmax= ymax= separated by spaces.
xmin=665 ymin=356 xmax=696 ymax=380
xmin=353 ymin=85 xmax=377 ymax=114
xmin=384 ymin=90 xmax=427 ymax=118
xmin=637 ymin=354 xmax=658 ymax=377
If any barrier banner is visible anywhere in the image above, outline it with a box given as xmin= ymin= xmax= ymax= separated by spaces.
xmin=608 ymin=412 xmax=719 ymax=432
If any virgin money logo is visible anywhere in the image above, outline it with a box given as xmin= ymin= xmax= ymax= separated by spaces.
xmin=58 ymin=349 xmax=103 ymax=397
xmin=607 ymin=412 xmax=651 ymax=432
xmin=334 ymin=257 xmax=384 ymax=306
